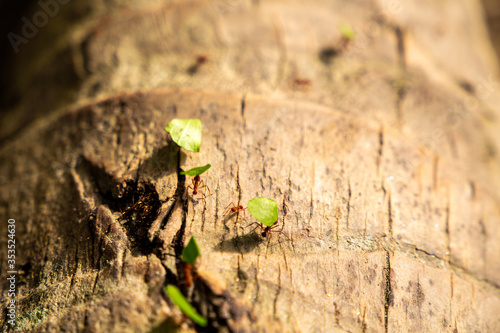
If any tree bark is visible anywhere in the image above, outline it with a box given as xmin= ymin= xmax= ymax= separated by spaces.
xmin=1 ymin=1 xmax=500 ymax=332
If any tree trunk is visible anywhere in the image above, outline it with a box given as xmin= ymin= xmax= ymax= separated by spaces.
xmin=1 ymin=1 xmax=500 ymax=332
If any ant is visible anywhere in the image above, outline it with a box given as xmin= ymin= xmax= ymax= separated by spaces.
xmin=293 ymin=77 xmax=312 ymax=90
xmin=187 ymin=54 xmax=209 ymax=75
xmin=245 ymin=219 xmax=291 ymax=257
xmin=195 ymin=55 xmax=208 ymax=64
xmin=223 ymin=202 xmax=247 ymax=220
xmin=164 ymin=252 xmax=198 ymax=288
xmin=182 ymin=262 xmax=198 ymax=288
xmin=293 ymin=78 xmax=311 ymax=86
xmin=186 ymin=175 xmax=210 ymax=202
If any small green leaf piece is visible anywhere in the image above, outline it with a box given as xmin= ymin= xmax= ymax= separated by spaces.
xmin=165 ymin=285 xmax=207 ymax=327
xmin=165 ymin=119 xmax=202 ymax=152
xmin=180 ymin=164 xmax=211 ymax=177
xmin=182 ymin=236 xmax=201 ymax=266
xmin=247 ymin=197 xmax=279 ymax=227
xmin=340 ymin=23 xmax=355 ymax=41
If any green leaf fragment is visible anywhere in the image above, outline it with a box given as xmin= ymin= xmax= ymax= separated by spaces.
xmin=165 ymin=285 xmax=207 ymax=327
xmin=180 ymin=164 xmax=211 ymax=177
xmin=165 ymin=119 xmax=202 ymax=152
xmin=182 ymin=236 xmax=201 ymax=266
xmin=247 ymin=197 xmax=279 ymax=227
xmin=340 ymin=23 xmax=355 ymax=40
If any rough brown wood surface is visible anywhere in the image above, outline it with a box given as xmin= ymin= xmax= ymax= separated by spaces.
xmin=1 ymin=1 xmax=500 ymax=332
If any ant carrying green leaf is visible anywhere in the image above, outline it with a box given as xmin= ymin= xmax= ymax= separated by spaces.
xmin=245 ymin=197 xmax=291 ymax=257
xmin=181 ymin=236 xmax=201 ymax=288
xmin=180 ymin=164 xmax=211 ymax=201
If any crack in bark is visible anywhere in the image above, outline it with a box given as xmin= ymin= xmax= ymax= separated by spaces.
xmin=228 ymin=166 xmax=244 ymax=255
xmin=92 ymin=270 xmax=100 ymax=294
xmin=259 ymin=157 xmax=267 ymax=191
xmin=395 ymin=85 xmax=406 ymax=126
xmin=200 ymin=196 xmax=207 ymax=232
xmin=67 ymin=245 xmax=79 ymax=298
xmin=120 ymin=248 xmax=127 ymax=281
xmin=346 ymin=180 xmax=351 ymax=229
xmin=236 ymin=165 xmax=243 ymax=223
xmin=393 ymin=26 xmax=407 ymax=126
xmin=173 ymin=174 xmax=189 ymax=266
xmin=216 ymin=135 xmax=227 ymax=162
xmin=469 ymin=180 xmax=476 ymax=200
xmin=273 ymin=264 xmax=282 ymax=318
xmin=282 ymin=171 xmax=294 ymax=257
xmin=241 ymin=94 xmax=247 ymax=130
xmin=253 ymin=255 xmax=261 ymax=307
xmin=88 ymin=213 xmax=97 ymax=269
xmin=383 ymin=251 xmax=393 ymax=333
xmin=215 ymin=179 xmax=220 ymax=228
xmin=382 ymin=181 xmax=393 ymax=242
xmin=155 ymin=148 xmax=185 ymax=236
xmin=478 ymin=218 xmax=488 ymax=274
xmin=377 ymin=127 xmax=384 ymax=175
xmin=394 ymin=26 xmax=406 ymax=70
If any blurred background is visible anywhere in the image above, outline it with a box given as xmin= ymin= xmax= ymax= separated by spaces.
xmin=483 ymin=0 xmax=500 ymax=62
xmin=1 ymin=0 xmax=499 ymax=96
xmin=0 ymin=0 xmax=500 ymax=116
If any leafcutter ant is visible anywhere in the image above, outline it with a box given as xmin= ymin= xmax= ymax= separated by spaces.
xmin=187 ymin=54 xmax=209 ymax=75
xmin=186 ymin=175 xmax=210 ymax=202
xmin=195 ymin=55 xmax=208 ymax=64
xmin=182 ymin=262 xmax=199 ymax=288
xmin=293 ymin=78 xmax=311 ymax=86
xmin=245 ymin=219 xmax=291 ymax=258
xmin=292 ymin=77 xmax=312 ymax=90
xmin=223 ymin=202 xmax=247 ymax=220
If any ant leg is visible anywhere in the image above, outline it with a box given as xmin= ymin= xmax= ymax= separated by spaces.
xmin=245 ymin=223 xmax=262 ymax=235
xmin=187 ymin=177 xmax=196 ymax=190
xmin=270 ymin=221 xmax=291 ymax=241
xmin=270 ymin=228 xmax=291 ymax=241
xmin=235 ymin=212 xmax=247 ymax=224
xmin=185 ymin=184 xmax=194 ymax=199
xmin=223 ymin=202 xmax=236 ymax=216
xmin=200 ymin=180 xmax=211 ymax=196
xmin=195 ymin=184 xmax=210 ymax=202
xmin=277 ymin=219 xmax=286 ymax=232
xmin=198 ymin=191 xmax=207 ymax=205
xmin=243 ymin=222 xmax=260 ymax=229
xmin=239 ymin=207 xmax=248 ymax=220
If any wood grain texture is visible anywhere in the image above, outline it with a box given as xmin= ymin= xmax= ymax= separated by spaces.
xmin=1 ymin=1 xmax=500 ymax=332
